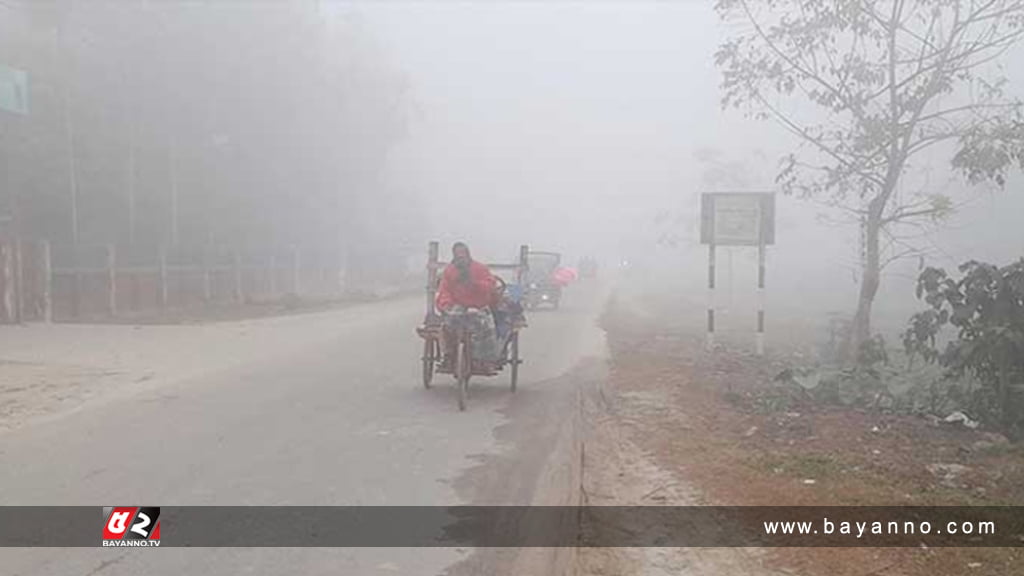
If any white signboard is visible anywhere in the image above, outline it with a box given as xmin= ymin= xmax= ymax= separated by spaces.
xmin=713 ymin=195 xmax=761 ymax=245
xmin=700 ymin=193 xmax=775 ymax=246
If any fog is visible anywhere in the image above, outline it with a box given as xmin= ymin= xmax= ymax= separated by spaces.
xmin=352 ymin=1 xmax=1024 ymax=337
xmin=2 ymin=0 xmax=1022 ymax=335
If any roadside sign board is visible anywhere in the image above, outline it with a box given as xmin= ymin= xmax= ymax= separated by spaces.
xmin=700 ymin=192 xmax=776 ymax=355
xmin=700 ymin=192 xmax=775 ymax=246
xmin=0 ymin=64 xmax=29 ymax=116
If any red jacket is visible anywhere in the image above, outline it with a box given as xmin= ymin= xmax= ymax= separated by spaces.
xmin=436 ymin=260 xmax=497 ymax=311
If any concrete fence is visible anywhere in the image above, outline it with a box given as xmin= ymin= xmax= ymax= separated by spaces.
xmin=0 ymin=240 xmax=358 ymax=323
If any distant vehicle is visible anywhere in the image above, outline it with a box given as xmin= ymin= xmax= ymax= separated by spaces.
xmin=579 ymin=257 xmax=598 ymax=279
xmin=524 ymin=251 xmax=562 ymax=310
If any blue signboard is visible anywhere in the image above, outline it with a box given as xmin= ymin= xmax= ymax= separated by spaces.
xmin=0 ymin=64 xmax=29 ymax=115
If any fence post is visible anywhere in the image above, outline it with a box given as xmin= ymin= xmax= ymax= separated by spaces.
xmin=202 ymin=251 xmax=212 ymax=303
xmin=291 ymin=247 xmax=300 ymax=296
xmin=233 ymin=251 xmax=243 ymax=303
xmin=268 ymin=254 xmax=277 ymax=297
xmin=158 ymin=244 xmax=168 ymax=310
xmin=71 ymin=247 xmax=81 ymax=319
xmin=0 ymin=242 xmax=12 ymax=323
xmin=40 ymin=240 xmax=52 ymax=322
xmin=13 ymin=237 xmax=24 ymax=323
xmin=130 ymin=262 xmax=140 ymax=312
xmin=105 ymin=244 xmax=117 ymax=317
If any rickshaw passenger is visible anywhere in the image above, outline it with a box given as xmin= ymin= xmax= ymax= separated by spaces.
xmin=492 ymin=291 xmax=523 ymax=361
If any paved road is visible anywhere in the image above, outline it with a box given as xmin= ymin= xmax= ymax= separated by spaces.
xmin=0 ymin=284 xmax=608 ymax=575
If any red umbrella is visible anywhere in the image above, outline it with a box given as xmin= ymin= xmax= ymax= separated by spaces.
xmin=552 ymin=267 xmax=578 ymax=286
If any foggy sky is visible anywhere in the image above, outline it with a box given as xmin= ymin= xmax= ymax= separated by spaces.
xmin=349 ymin=1 xmax=760 ymax=259
xmin=342 ymin=0 xmax=1023 ymax=334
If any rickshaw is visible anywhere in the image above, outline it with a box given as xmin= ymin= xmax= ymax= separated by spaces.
xmin=415 ymin=242 xmax=529 ymax=411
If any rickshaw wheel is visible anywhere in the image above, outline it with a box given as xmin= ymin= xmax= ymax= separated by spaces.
xmin=456 ymin=339 xmax=470 ymax=411
xmin=422 ymin=338 xmax=436 ymax=389
xmin=509 ymin=332 xmax=520 ymax=393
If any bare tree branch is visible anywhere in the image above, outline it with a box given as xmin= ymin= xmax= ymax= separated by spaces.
xmin=752 ymin=91 xmax=888 ymax=188
xmin=738 ymin=0 xmax=872 ymax=123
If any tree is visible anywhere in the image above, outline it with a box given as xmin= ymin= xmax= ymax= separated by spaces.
xmin=904 ymin=259 xmax=1024 ymax=437
xmin=715 ymin=0 xmax=1024 ymax=360
xmin=6 ymin=1 xmax=410 ymax=280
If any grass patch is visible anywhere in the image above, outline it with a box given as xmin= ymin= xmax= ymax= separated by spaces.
xmin=753 ymin=453 xmax=844 ymax=479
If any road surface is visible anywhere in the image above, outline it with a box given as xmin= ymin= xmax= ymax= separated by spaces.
xmin=0 ymin=285 xmax=608 ymax=575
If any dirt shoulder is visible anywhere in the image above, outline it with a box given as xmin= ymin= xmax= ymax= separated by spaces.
xmin=577 ymin=292 xmax=1024 ymax=576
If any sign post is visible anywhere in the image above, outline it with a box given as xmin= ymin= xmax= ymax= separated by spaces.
xmin=700 ymin=192 xmax=776 ymax=355
xmin=757 ymin=238 xmax=766 ymax=355
xmin=707 ymin=243 xmax=716 ymax=350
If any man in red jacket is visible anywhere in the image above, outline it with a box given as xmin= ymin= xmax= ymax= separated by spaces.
xmin=436 ymin=242 xmax=498 ymax=312
xmin=436 ymin=242 xmax=499 ymax=368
